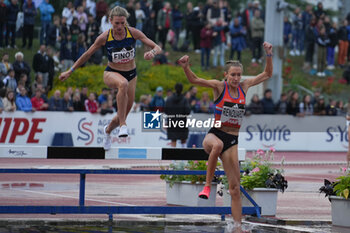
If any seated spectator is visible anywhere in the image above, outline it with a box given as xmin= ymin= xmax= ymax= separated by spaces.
xmin=336 ymin=100 xmax=346 ymax=116
xmin=2 ymin=90 xmax=16 ymax=112
xmin=0 ymin=88 xmax=5 ymax=113
xmin=287 ymin=91 xmax=301 ymax=116
xmin=0 ymin=53 xmax=12 ymax=81
xmin=299 ymin=94 xmax=313 ymax=116
xmin=326 ymin=99 xmax=337 ymax=116
xmin=85 ymin=92 xmax=99 ymax=113
xmin=261 ymin=89 xmax=275 ymax=114
xmin=35 ymin=83 xmax=49 ymax=103
xmin=12 ymin=52 xmax=31 ymax=88
xmin=62 ymin=92 xmax=74 ymax=112
xmin=150 ymin=86 xmax=165 ymax=112
xmin=48 ymin=90 xmax=63 ymax=111
xmin=100 ymin=101 xmax=114 ymax=115
xmin=16 ymin=87 xmax=34 ymax=112
xmin=195 ymin=91 xmax=214 ymax=113
xmin=313 ymin=96 xmax=326 ymax=115
xmin=31 ymin=73 xmax=45 ymax=95
xmin=247 ymin=94 xmax=263 ymax=114
xmin=98 ymin=87 xmax=108 ymax=104
xmin=139 ymin=94 xmax=151 ymax=111
xmin=2 ymin=69 xmax=17 ymax=91
xmin=72 ymin=92 xmax=85 ymax=111
xmin=31 ymin=88 xmax=49 ymax=111
xmin=275 ymin=93 xmax=288 ymax=114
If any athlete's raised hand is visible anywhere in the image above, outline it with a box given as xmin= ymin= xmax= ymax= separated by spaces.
xmin=177 ymin=55 xmax=190 ymax=68
xmin=263 ymin=42 xmax=273 ymax=56
xmin=59 ymin=70 xmax=72 ymax=82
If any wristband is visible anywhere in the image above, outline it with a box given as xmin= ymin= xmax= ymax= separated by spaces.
xmin=266 ymin=54 xmax=273 ymax=57
xmin=151 ymin=49 xmax=156 ymax=55
xmin=70 ymin=67 xmax=75 ymax=72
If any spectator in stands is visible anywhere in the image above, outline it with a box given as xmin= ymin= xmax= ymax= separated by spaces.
xmin=0 ymin=88 xmax=5 ymax=113
xmin=100 ymin=101 xmax=114 ymax=115
xmin=12 ymin=52 xmax=31 ymax=87
xmin=70 ymin=17 xmax=81 ymax=59
xmin=125 ymin=0 xmax=136 ymax=27
xmin=313 ymin=95 xmax=326 ymax=115
xmin=16 ymin=86 xmax=34 ymax=112
xmin=85 ymin=92 xmax=99 ymax=113
xmin=80 ymin=86 xmax=89 ymax=104
xmin=46 ymin=47 xmax=56 ymax=91
xmin=0 ymin=0 xmax=6 ymax=49
xmin=22 ymin=0 xmax=36 ymax=49
xmin=100 ymin=9 xmax=112 ymax=32
xmin=304 ymin=17 xmax=317 ymax=71
xmin=74 ymin=33 xmax=87 ymax=62
xmin=206 ymin=0 xmax=223 ymax=25
xmin=62 ymin=92 xmax=74 ymax=112
xmin=336 ymin=100 xmax=346 ymax=116
xmin=31 ymin=88 xmax=48 ymax=111
xmin=313 ymin=2 xmax=325 ymax=20
xmin=171 ymin=3 xmax=183 ymax=51
xmin=60 ymin=16 xmax=70 ymax=41
xmin=135 ymin=2 xmax=145 ymax=48
xmin=2 ymin=89 xmax=16 ymax=112
xmin=200 ymin=21 xmax=215 ymax=70
xmin=139 ymin=94 xmax=151 ymax=111
xmin=48 ymin=90 xmax=63 ymax=111
xmin=33 ymin=45 xmax=50 ymax=89
xmin=18 ymin=73 xmax=31 ymax=95
xmin=86 ymin=0 xmax=96 ymax=18
xmin=157 ymin=2 xmax=172 ymax=50
xmin=6 ymin=0 xmax=19 ymax=48
xmin=86 ymin=13 xmax=99 ymax=46
xmin=290 ymin=7 xmax=303 ymax=56
xmin=326 ymin=21 xmax=338 ymax=70
xmin=229 ymin=17 xmax=246 ymax=61
xmin=3 ymin=69 xmax=16 ymax=91
xmin=195 ymin=91 xmax=214 ymax=113
xmin=250 ymin=9 xmax=264 ymax=64
xmin=261 ymin=89 xmax=275 ymax=114
xmin=39 ymin=0 xmax=55 ymax=45
xmin=275 ymin=93 xmax=288 ymax=114
xmin=247 ymin=94 xmax=263 ymax=115
xmin=75 ymin=6 xmax=88 ymax=34
xmin=98 ymin=87 xmax=108 ymax=104
xmin=337 ymin=19 xmax=348 ymax=68
xmin=188 ymin=86 xmax=198 ymax=112
xmin=62 ymin=1 xmax=75 ymax=26
xmin=60 ymin=34 xmax=74 ymax=72
xmin=47 ymin=16 xmax=61 ymax=50
xmin=143 ymin=10 xmax=156 ymax=42
xmin=150 ymin=86 xmax=165 ymax=112
xmin=164 ymin=83 xmax=191 ymax=148
xmin=96 ymin=0 xmax=108 ymax=25
xmin=212 ymin=19 xmax=227 ymax=68
xmin=31 ymin=73 xmax=44 ymax=95
xmin=287 ymin=91 xmax=300 ymax=116
xmin=72 ymin=92 xmax=85 ymax=111
xmin=0 ymin=53 xmax=12 ymax=81
xmin=326 ymin=99 xmax=337 ymax=116
xmin=299 ymin=94 xmax=313 ymax=116
xmin=316 ymin=27 xmax=330 ymax=77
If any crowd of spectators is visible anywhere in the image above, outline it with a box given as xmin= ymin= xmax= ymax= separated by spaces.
xmin=0 ymin=0 xmax=349 ymax=115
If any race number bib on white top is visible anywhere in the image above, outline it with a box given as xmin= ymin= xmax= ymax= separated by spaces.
xmin=220 ymin=102 xmax=245 ymax=126
xmin=112 ymin=48 xmax=135 ymax=64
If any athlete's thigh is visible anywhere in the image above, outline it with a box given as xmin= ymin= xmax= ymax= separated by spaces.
xmin=202 ymin=133 xmax=223 ymax=155
xmin=127 ymin=76 xmax=137 ymax=104
xmin=103 ymin=71 xmax=128 ymax=89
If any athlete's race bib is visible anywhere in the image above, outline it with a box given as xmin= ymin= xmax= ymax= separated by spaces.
xmin=112 ymin=47 xmax=135 ymax=64
xmin=220 ymin=102 xmax=245 ymax=127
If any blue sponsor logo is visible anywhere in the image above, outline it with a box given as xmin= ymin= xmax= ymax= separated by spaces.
xmin=143 ymin=110 xmax=162 ymax=129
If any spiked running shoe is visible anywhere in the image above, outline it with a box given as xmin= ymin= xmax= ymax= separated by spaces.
xmin=198 ymin=186 xmax=211 ymax=199
xmin=118 ymin=125 xmax=128 ymax=137
xmin=103 ymin=125 xmax=111 ymax=151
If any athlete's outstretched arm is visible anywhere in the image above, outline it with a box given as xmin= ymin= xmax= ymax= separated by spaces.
xmin=59 ymin=31 xmax=107 ymax=81
xmin=178 ymin=55 xmax=222 ymax=90
xmin=242 ymin=42 xmax=273 ymax=90
xmin=129 ymin=27 xmax=162 ymax=60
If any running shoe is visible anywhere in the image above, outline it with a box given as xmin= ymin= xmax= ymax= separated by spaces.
xmin=198 ymin=186 xmax=211 ymax=199
xmin=103 ymin=125 xmax=111 ymax=151
xmin=118 ymin=125 xmax=128 ymax=137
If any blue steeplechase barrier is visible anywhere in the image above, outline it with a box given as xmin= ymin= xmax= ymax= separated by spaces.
xmin=0 ymin=147 xmax=261 ymax=220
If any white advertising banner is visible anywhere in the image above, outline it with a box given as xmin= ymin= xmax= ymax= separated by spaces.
xmin=0 ymin=112 xmax=348 ymax=152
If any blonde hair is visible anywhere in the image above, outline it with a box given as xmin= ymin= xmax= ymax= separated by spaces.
xmin=224 ymin=60 xmax=243 ymax=73
xmin=109 ymin=6 xmax=130 ymax=20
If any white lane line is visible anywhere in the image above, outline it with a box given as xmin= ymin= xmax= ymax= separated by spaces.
xmin=21 ymin=189 xmax=135 ymax=206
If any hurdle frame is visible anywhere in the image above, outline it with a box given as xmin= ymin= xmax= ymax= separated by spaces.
xmin=0 ymin=147 xmax=261 ymax=220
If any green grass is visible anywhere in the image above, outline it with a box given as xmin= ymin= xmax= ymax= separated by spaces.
xmin=3 ymin=38 xmax=349 ymax=102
